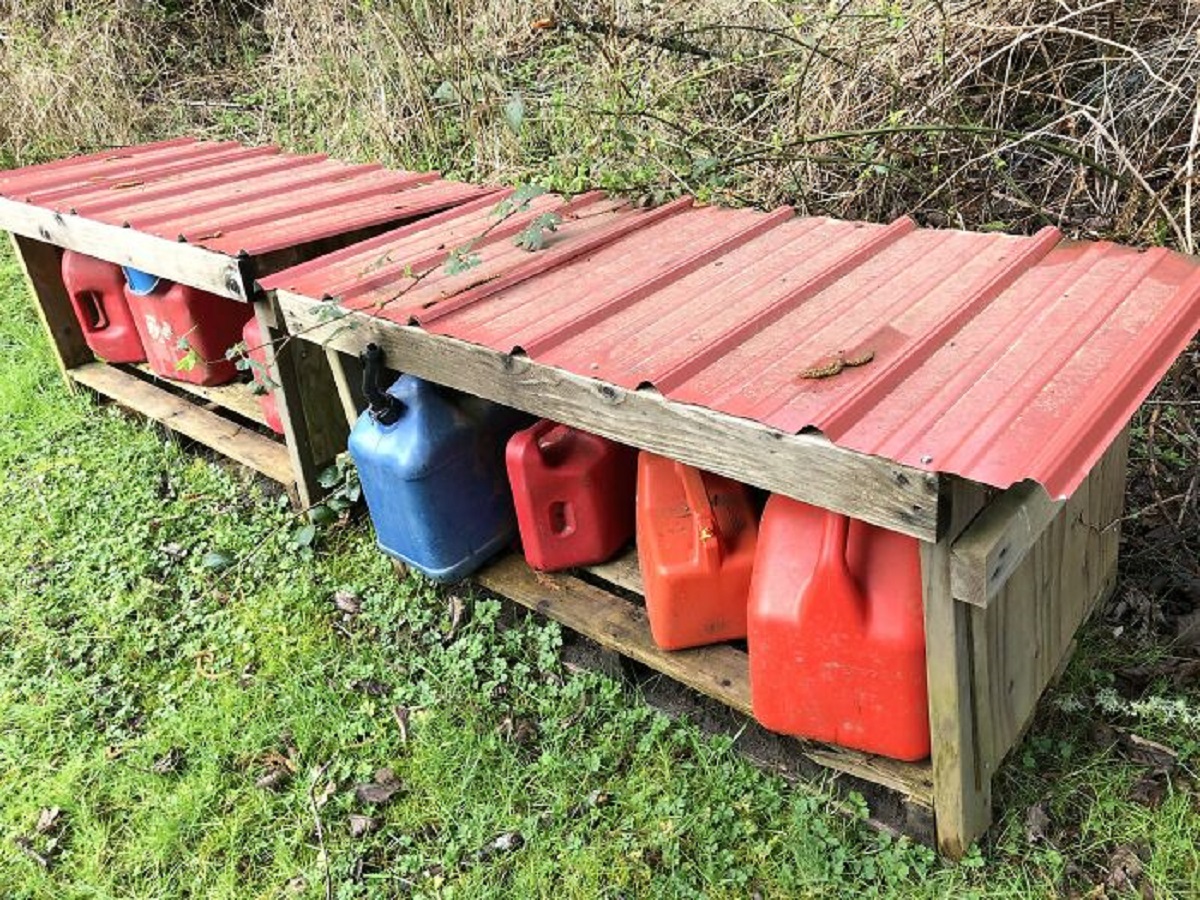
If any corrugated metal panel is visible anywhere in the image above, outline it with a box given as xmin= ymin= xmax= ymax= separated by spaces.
xmin=263 ymin=192 xmax=1200 ymax=498
xmin=0 ymin=138 xmax=494 ymax=257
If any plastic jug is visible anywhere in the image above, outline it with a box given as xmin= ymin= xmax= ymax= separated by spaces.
xmin=636 ymin=454 xmax=759 ymax=650
xmin=747 ymin=496 xmax=929 ymax=761
xmin=125 ymin=274 xmax=252 ymax=386
xmin=60 ymin=251 xmax=146 ymax=363
xmin=348 ymin=344 xmax=523 ymax=582
xmin=506 ymin=421 xmax=637 ymax=571
xmin=242 ymin=316 xmax=284 ymax=434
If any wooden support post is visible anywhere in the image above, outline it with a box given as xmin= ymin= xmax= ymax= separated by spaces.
xmin=9 ymin=234 xmax=92 ymax=388
xmin=923 ymin=479 xmax=991 ymax=858
xmin=325 ymin=346 xmax=365 ymax=429
xmin=253 ymin=296 xmax=349 ymax=508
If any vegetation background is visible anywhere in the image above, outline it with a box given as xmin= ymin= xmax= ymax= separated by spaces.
xmin=0 ymin=1 xmax=1197 ymax=897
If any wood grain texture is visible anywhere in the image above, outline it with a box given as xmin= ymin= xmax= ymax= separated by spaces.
xmin=583 ymin=546 xmax=644 ymax=595
xmin=131 ymin=364 xmax=267 ymax=425
xmin=276 ymin=293 xmax=942 ymax=541
xmin=474 ymin=553 xmax=934 ymax=804
xmin=922 ymin=478 xmax=992 ymax=859
xmin=968 ymin=427 xmax=1128 ymax=772
xmin=325 ymin=346 xmax=364 ymax=429
xmin=950 ymin=481 xmax=1063 ymax=607
xmin=69 ymin=361 xmax=292 ymax=484
xmin=253 ymin=297 xmax=348 ymax=507
xmin=0 ymin=198 xmax=250 ymax=300
xmin=9 ymin=234 xmax=92 ymax=386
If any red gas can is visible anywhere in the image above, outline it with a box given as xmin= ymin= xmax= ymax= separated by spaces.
xmin=506 ymin=421 xmax=636 ymax=571
xmin=748 ymin=496 xmax=929 ymax=761
xmin=60 ymin=251 xmax=146 ymax=363
xmin=636 ymin=454 xmax=758 ymax=650
xmin=242 ymin=316 xmax=284 ymax=434
xmin=126 ymin=280 xmax=252 ymax=386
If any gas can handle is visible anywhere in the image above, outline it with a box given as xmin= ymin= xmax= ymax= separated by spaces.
xmin=675 ymin=462 xmax=724 ymax=570
xmin=816 ymin=513 xmax=853 ymax=577
xmin=526 ymin=419 xmax=564 ymax=459
xmin=360 ymin=343 xmax=404 ymax=426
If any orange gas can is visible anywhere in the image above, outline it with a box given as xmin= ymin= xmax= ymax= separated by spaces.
xmin=636 ymin=454 xmax=758 ymax=650
xmin=747 ymin=496 xmax=929 ymax=761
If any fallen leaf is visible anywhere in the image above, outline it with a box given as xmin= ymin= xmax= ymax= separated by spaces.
xmin=477 ymin=830 xmax=524 ymax=861
xmin=1104 ymin=844 xmax=1144 ymax=892
xmin=1025 ymin=802 xmax=1051 ymax=844
xmin=1174 ymin=610 xmax=1200 ymax=651
xmin=496 ymin=714 xmax=538 ymax=746
xmin=256 ymin=768 xmax=291 ymax=791
xmin=35 ymin=808 xmax=62 ymax=835
xmin=349 ymin=678 xmax=390 ymax=697
xmin=354 ymin=768 xmax=401 ymax=805
xmin=152 ymin=747 xmax=185 ymax=775
xmin=1124 ymin=733 xmax=1178 ymax=770
xmin=333 ymin=590 xmax=361 ymax=616
xmin=1091 ymin=723 xmax=1178 ymax=770
xmin=1129 ymin=770 xmax=1169 ymax=809
xmin=392 ymin=705 xmax=410 ymax=743
xmin=348 ymin=814 xmax=379 ymax=838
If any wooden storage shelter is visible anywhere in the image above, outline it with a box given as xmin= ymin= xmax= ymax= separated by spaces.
xmin=4 ymin=143 xmax=1199 ymax=855
xmin=0 ymin=139 xmax=493 ymax=504
xmin=262 ymin=189 xmax=1198 ymax=855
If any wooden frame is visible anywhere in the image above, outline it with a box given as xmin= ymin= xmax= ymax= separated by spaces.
xmin=6 ymin=231 xmax=360 ymax=507
xmin=278 ymin=293 xmax=1130 ymax=857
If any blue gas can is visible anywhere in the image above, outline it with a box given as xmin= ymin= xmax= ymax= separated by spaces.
xmin=348 ymin=346 xmax=525 ymax=582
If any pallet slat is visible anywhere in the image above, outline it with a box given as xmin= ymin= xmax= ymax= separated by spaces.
xmin=69 ymin=361 xmax=293 ymax=485
xmin=474 ymin=553 xmax=934 ymax=806
xmin=131 ymin=364 xmax=268 ymax=426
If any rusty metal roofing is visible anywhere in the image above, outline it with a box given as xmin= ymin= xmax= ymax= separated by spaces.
xmin=269 ymin=191 xmax=1200 ymax=498
xmin=0 ymin=138 xmax=493 ymax=257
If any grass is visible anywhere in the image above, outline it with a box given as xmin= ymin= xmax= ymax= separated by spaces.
xmin=0 ymin=262 xmax=1198 ymax=899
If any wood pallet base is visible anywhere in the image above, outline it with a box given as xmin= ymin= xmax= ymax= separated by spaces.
xmin=460 ymin=552 xmax=937 ymax=842
xmin=69 ymin=361 xmax=293 ymax=486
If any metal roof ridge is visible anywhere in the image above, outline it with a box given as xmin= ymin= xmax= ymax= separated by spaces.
xmin=521 ymin=205 xmax=797 ymax=358
xmin=650 ymin=215 xmax=918 ymax=394
xmin=876 ymin=239 xmax=1118 ymax=461
xmin=256 ymin=189 xmax=507 ymax=291
xmin=942 ymin=244 xmax=1171 ymax=479
xmin=1029 ymin=253 xmax=1200 ymax=497
xmin=116 ymin=156 xmax=342 ymax=226
xmin=817 ymin=224 xmax=1063 ymax=436
xmin=52 ymin=147 xmax=286 ymax=210
xmin=0 ymin=136 xmax=196 ymax=182
xmin=417 ymin=196 xmax=695 ymax=328
xmin=336 ymin=191 xmax=611 ymax=304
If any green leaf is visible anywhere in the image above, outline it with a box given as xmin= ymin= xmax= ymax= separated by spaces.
xmin=175 ymin=348 xmax=201 ymax=372
xmin=309 ymin=504 xmax=338 ymax=526
xmin=444 ymin=244 xmax=481 ymax=275
xmin=201 ymin=551 xmax=234 ymax=572
xmin=492 ymin=183 xmax=547 ymax=219
xmin=514 ymin=212 xmax=561 ymax=252
xmin=317 ymin=465 xmax=342 ymax=489
xmin=503 ymin=93 xmax=525 ymax=133
xmin=293 ymin=523 xmax=317 ymax=548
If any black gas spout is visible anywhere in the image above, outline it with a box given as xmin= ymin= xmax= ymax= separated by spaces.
xmin=361 ymin=343 xmax=404 ymax=425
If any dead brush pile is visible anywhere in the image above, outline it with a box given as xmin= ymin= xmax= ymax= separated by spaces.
xmin=0 ymin=0 xmax=1196 ymax=594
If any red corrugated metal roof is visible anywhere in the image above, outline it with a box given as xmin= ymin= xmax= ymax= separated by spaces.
xmin=263 ymin=192 xmax=1200 ymax=498
xmin=0 ymin=138 xmax=494 ymax=257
